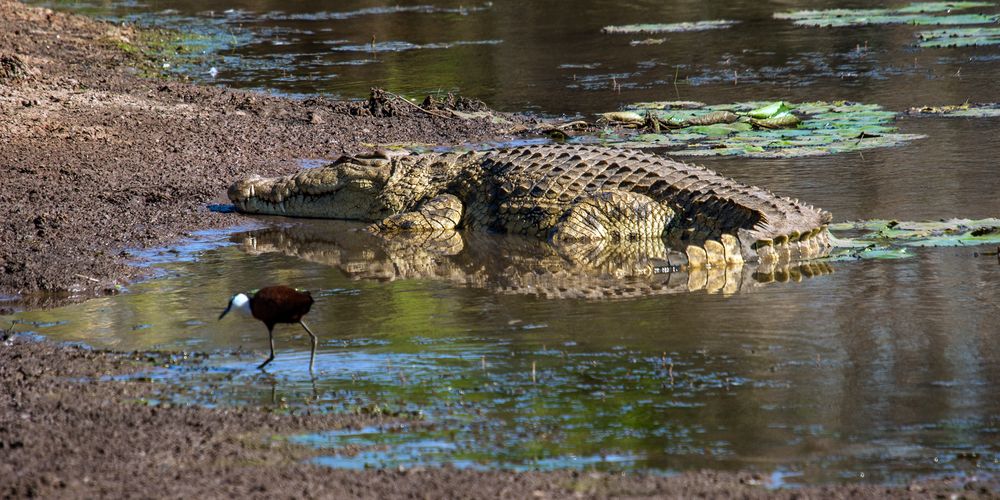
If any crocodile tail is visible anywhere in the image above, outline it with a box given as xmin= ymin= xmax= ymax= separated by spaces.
xmin=645 ymin=158 xmax=832 ymax=264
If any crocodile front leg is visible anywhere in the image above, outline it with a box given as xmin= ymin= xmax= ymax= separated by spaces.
xmin=367 ymin=194 xmax=464 ymax=232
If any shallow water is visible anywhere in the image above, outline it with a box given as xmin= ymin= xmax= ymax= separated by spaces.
xmin=17 ymin=0 xmax=1000 ymax=485
xmin=10 ymin=219 xmax=1000 ymax=483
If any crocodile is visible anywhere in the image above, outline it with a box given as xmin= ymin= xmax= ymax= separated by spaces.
xmin=228 ymin=145 xmax=833 ymax=267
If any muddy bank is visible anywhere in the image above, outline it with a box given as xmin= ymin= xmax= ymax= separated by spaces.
xmin=0 ymin=0 xmax=524 ymax=300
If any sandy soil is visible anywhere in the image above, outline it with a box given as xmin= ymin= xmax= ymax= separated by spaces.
xmin=1 ymin=1 xmax=998 ymax=497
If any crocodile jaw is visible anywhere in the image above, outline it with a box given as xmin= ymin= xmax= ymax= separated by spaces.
xmin=227 ymin=160 xmax=400 ymax=220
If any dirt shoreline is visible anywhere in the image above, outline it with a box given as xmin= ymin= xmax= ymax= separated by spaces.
xmin=0 ymin=0 xmax=526 ymax=302
xmin=1 ymin=1 xmax=998 ymax=497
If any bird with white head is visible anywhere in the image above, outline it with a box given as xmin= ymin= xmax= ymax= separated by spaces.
xmin=219 ymin=285 xmax=318 ymax=371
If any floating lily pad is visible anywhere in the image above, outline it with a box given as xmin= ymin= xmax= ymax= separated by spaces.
xmin=829 ymin=218 xmax=1000 ymax=247
xmin=629 ymin=38 xmax=666 ymax=46
xmin=587 ymin=100 xmax=924 ymax=158
xmin=896 ymin=1 xmax=995 ymax=12
xmin=907 ymin=102 xmax=1000 ymax=116
xmin=824 ymin=218 xmax=1000 ymax=262
xmin=918 ymin=27 xmax=1000 ymax=46
xmin=748 ymin=101 xmax=793 ymax=119
xmin=775 ymin=2 xmax=997 ymax=27
xmin=825 ymin=246 xmax=914 ymax=262
xmin=601 ymin=20 xmax=738 ymax=34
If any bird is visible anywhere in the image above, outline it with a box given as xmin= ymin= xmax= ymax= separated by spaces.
xmin=219 ymin=285 xmax=318 ymax=372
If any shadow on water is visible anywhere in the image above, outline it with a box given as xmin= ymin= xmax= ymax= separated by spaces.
xmin=5 ymin=219 xmax=1000 ymax=483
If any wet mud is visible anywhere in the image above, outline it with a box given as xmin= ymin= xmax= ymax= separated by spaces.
xmin=3 ymin=336 xmax=996 ymax=498
xmin=0 ymin=0 xmax=523 ymax=299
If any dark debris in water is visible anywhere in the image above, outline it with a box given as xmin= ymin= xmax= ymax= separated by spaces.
xmin=907 ymin=102 xmax=1000 ymax=117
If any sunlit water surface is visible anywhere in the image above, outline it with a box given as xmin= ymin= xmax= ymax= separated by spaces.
xmin=13 ymin=0 xmax=1000 ymax=485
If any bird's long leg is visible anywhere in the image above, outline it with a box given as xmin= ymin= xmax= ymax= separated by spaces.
xmin=300 ymin=321 xmax=318 ymax=373
xmin=258 ymin=325 xmax=275 ymax=370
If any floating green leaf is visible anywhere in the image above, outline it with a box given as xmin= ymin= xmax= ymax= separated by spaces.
xmin=629 ymin=38 xmax=666 ymax=46
xmin=830 ymin=218 xmax=1000 ymax=247
xmin=918 ymin=27 xmax=1000 ymax=46
xmin=907 ymin=102 xmax=1000 ymax=116
xmin=748 ymin=101 xmax=793 ymax=119
xmin=825 ymin=217 xmax=1000 ymax=262
xmin=601 ymin=20 xmax=738 ymax=34
xmin=775 ymin=2 xmax=997 ymax=27
xmin=825 ymin=246 xmax=914 ymax=262
xmin=896 ymin=1 xmax=995 ymax=13
xmin=584 ymin=100 xmax=924 ymax=158
xmin=687 ymin=122 xmax=753 ymax=137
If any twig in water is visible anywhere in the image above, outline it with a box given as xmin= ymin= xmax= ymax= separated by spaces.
xmin=531 ymin=361 xmax=536 ymax=384
xmin=673 ymin=66 xmax=681 ymax=99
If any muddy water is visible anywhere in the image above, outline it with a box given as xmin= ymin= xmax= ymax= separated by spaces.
xmin=19 ymin=0 xmax=1000 ymax=485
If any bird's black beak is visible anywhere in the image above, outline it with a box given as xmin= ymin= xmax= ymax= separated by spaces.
xmin=219 ymin=303 xmax=232 ymax=320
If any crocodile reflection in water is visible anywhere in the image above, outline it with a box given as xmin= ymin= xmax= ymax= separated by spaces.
xmin=235 ymin=221 xmax=833 ymax=299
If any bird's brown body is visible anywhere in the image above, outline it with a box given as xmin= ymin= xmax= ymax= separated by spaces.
xmin=249 ymin=286 xmax=314 ymax=329
xmin=219 ymin=285 xmax=319 ymax=371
